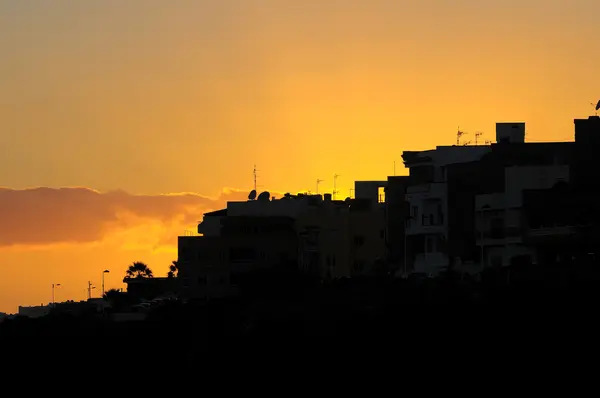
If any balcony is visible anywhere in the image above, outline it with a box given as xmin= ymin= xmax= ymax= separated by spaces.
xmin=413 ymin=252 xmax=449 ymax=275
xmin=406 ymin=183 xmax=446 ymax=200
xmin=476 ymin=227 xmax=523 ymax=245
xmin=527 ymin=225 xmax=576 ymax=238
xmin=406 ymin=214 xmax=445 ymax=235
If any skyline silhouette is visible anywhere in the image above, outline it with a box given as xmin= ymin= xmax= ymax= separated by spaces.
xmin=2 ymin=1 xmax=600 ymax=313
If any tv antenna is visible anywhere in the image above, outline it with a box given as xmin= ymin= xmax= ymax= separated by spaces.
xmin=475 ymin=131 xmax=483 ymax=145
xmin=316 ymin=179 xmax=324 ymax=195
xmin=87 ymin=281 xmax=96 ymax=300
xmin=333 ymin=173 xmax=341 ymax=200
xmin=457 ymin=127 xmax=467 ymax=145
xmin=253 ymin=164 xmax=263 ymax=191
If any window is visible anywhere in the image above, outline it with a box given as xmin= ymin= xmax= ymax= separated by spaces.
xmin=378 ymin=187 xmax=386 ymax=203
xmin=491 ymin=256 xmax=502 ymax=267
xmin=490 ymin=217 xmax=504 ymax=239
xmin=412 ymin=206 xmax=419 ymax=219
xmin=425 ymin=236 xmax=435 ymax=253
xmin=354 ymin=235 xmax=365 ymax=247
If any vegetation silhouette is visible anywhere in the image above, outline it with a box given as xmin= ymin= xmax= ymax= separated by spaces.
xmin=167 ymin=260 xmax=179 ymax=278
xmin=125 ymin=261 xmax=153 ymax=279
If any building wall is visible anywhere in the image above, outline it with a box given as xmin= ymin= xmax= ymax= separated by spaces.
xmin=474 ymin=164 xmax=570 ymax=267
xmin=18 ymin=305 xmax=50 ymax=318
xmin=296 ymin=200 xmax=386 ymax=278
xmin=355 ymin=181 xmax=387 ymax=202
xmin=385 ymin=176 xmax=409 ymax=267
xmin=403 ymin=145 xmax=492 ymax=275
xmin=197 ymin=216 xmax=223 ymax=237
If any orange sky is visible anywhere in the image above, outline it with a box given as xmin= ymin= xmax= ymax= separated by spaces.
xmin=1 ymin=0 xmax=599 ymax=313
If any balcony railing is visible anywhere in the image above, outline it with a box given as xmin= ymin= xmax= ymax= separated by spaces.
xmin=527 ymin=225 xmax=576 ymax=237
xmin=476 ymin=227 xmax=522 ymax=240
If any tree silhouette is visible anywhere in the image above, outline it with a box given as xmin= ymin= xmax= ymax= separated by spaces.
xmin=167 ymin=260 xmax=179 ymax=278
xmin=125 ymin=262 xmax=154 ymax=279
xmin=103 ymin=288 xmax=122 ymax=301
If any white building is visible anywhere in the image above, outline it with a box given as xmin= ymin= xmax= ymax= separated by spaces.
xmin=403 ymin=145 xmax=491 ymax=275
xmin=402 ymin=123 xmax=526 ymax=275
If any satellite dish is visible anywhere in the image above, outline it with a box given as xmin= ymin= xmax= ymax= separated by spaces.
xmin=344 ymin=197 xmax=351 ymax=202
xmin=248 ymin=190 xmax=257 ymax=200
xmin=257 ymin=191 xmax=270 ymax=201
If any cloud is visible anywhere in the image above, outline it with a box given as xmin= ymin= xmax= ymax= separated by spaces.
xmin=0 ymin=186 xmax=255 ymax=248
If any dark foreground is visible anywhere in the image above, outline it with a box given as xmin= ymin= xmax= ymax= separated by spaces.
xmin=2 ymin=267 xmax=600 ymax=362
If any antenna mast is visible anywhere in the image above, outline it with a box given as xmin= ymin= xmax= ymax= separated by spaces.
xmin=87 ymin=281 xmax=95 ymax=300
xmin=591 ymin=102 xmax=599 ymax=116
xmin=475 ymin=131 xmax=483 ymax=146
xmin=253 ymin=165 xmax=258 ymax=191
xmin=333 ymin=174 xmax=341 ymax=200
xmin=316 ymin=179 xmax=324 ymax=195
xmin=457 ymin=127 xmax=467 ymax=145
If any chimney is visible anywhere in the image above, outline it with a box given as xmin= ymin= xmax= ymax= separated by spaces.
xmin=323 ymin=193 xmax=332 ymax=201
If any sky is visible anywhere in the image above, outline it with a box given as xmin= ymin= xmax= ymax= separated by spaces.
xmin=0 ymin=0 xmax=599 ymax=312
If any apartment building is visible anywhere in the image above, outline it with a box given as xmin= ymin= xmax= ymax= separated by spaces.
xmin=297 ymin=192 xmax=386 ymax=278
xmin=402 ymin=144 xmax=491 ymax=275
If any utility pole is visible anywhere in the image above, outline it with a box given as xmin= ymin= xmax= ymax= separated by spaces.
xmin=333 ymin=174 xmax=341 ymax=200
xmin=51 ymin=283 xmax=61 ymax=307
xmin=87 ymin=281 xmax=96 ymax=300
xmin=316 ymin=179 xmax=324 ymax=195
xmin=253 ymin=164 xmax=258 ymax=191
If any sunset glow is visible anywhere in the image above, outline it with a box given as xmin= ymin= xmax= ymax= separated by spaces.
xmin=1 ymin=0 xmax=599 ymax=312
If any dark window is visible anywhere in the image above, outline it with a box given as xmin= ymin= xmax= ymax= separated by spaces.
xmin=354 ymin=235 xmax=365 ymax=247
xmin=229 ymin=248 xmax=256 ymax=262
xmin=490 ymin=217 xmax=504 ymax=239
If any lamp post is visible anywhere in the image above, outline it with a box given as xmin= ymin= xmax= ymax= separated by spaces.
xmin=51 ymin=283 xmax=61 ymax=307
xmin=102 ymin=269 xmax=110 ymax=297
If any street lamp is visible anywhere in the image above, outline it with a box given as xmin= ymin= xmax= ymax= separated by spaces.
xmin=52 ymin=283 xmax=61 ymax=307
xmin=102 ymin=269 xmax=110 ymax=297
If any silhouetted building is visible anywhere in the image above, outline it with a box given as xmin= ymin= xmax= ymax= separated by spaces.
xmin=297 ymin=194 xmax=386 ymax=278
xmin=384 ymin=176 xmax=410 ymax=272
xmin=123 ymin=277 xmax=178 ymax=301
xmin=402 ymin=145 xmax=491 ymax=274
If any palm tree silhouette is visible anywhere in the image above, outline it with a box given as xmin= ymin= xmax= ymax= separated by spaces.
xmin=167 ymin=260 xmax=179 ymax=278
xmin=125 ymin=261 xmax=154 ymax=279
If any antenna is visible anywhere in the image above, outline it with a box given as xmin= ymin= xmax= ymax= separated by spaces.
xmin=333 ymin=174 xmax=341 ymax=200
xmin=475 ymin=131 xmax=483 ymax=145
xmin=349 ymin=188 xmax=354 ymax=199
xmin=457 ymin=127 xmax=467 ymax=145
xmin=252 ymin=165 xmax=264 ymax=191
xmin=591 ymin=101 xmax=599 ymax=116
xmin=316 ymin=179 xmax=324 ymax=195
xmin=253 ymin=165 xmax=258 ymax=191
xmin=87 ymin=281 xmax=96 ymax=300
